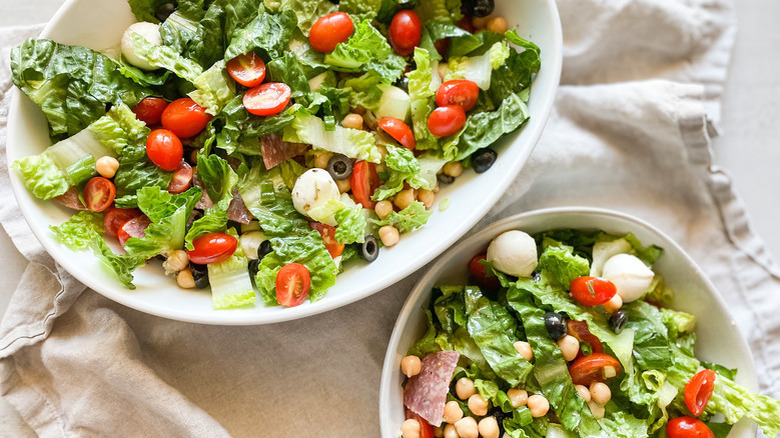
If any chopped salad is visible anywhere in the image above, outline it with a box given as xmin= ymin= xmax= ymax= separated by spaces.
xmin=398 ymin=229 xmax=780 ymax=438
xmin=10 ymin=0 xmax=540 ymax=309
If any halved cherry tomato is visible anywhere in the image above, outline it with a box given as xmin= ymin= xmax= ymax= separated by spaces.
xmin=118 ymin=215 xmax=151 ymax=247
xmin=83 ymin=177 xmax=116 ymax=213
xmin=428 ymin=105 xmax=466 ymax=137
xmin=146 ymin=129 xmax=184 ymax=171
xmin=436 ymin=79 xmax=480 ymax=112
xmin=388 ymin=10 xmax=422 ymax=56
xmin=309 ymin=12 xmax=354 ymax=53
xmin=309 ymin=222 xmax=345 ymax=258
xmin=161 ymin=98 xmax=212 ymax=138
xmin=684 ymin=369 xmax=716 ymax=417
xmin=186 ymin=232 xmax=238 ymax=265
xmin=468 ymin=253 xmax=501 ymax=289
xmin=243 ymin=82 xmax=292 ymax=117
xmin=133 ymin=97 xmax=169 ymax=125
xmin=379 ymin=117 xmax=415 ymax=150
xmin=167 ymin=161 xmax=193 ymax=194
xmin=569 ymin=353 xmax=622 ymax=386
xmin=104 ymin=207 xmax=143 ymax=239
xmin=276 ymin=263 xmax=311 ymax=307
xmin=666 ymin=417 xmax=714 ymax=438
xmin=567 ymin=319 xmax=604 ymax=355
xmin=404 ymin=410 xmax=434 ymax=438
xmin=570 ymin=276 xmax=617 ymax=306
xmin=350 ymin=160 xmax=380 ymax=209
xmin=226 ymin=51 xmax=267 ymax=88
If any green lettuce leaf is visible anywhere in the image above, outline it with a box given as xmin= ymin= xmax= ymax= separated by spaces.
xmin=406 ymin=48 xmax=439 ymax=152
xmin=237 ymin=163 xmax=310 ymax=237
xmin=208 ymin=241 xmax=257 ymax=309
xmin=334 ymin=205 xmax=368 ymax=244
xmin=187 ymin=60 xmax=236 ymax=115
xmin=224 ymin=8 xmax=298 ymax=60
xmin=128 ymin=31 xmax=203 ymax=83
xmin=276 ymin=0 xmax=338 ymax=35
xmin=283 ymin=113 xmax=381 ymax=163
xmin=185 ymin=155 xmax=239 ymax=249
xmin=370 ymin=201 xmax=432 ymax=234
xmin=339 ymin=0 xmax=383 ymax=21
xmin=537 ymin=239 xmax=591 ymax=288
xmin=324 ymin=20 xmax=406 ymax=83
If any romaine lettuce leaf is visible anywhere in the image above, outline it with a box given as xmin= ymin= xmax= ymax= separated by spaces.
xmin=537 ymin=239 xmax=591 ymax=288
xmin=283 ymin=113 xmax=381 ymax=163
xmin=187 ymin=60 xmax=236 ymax=115
xmin=324 ymin=20 xmax=406 ymax=84
xmin=237 ymin=163 xmax=310 ymax=237
xmin=224 ymin=8 xmax=298 ymax=60
xmin=451 ymin=92 xmax=530 ymax=161
xmin=339 ymin=0 xmax=383 ymax=21
xmin=185 ymin=155 xmax=239 ymax=249
xmin=128 ymin=31 xmax=203 ymax=82
xmin=370 ymin=201 xmax=432 ymax=234
xmin=276 ymin=0 xmax=338 ymax=35
xmin=334 ymin=205 xmax=368 ymax=244
xmin=208 ymin=247 xmax=257 ymax=309
xmin=406 ymin=48 xmax=439 ymax=152
xmin=414 ymin=0 xmax=462 ymax=23
xmin=13 ymin=154 xmax=70 ymax=200
xmin=216 ymin=98 xmax=298 ymax=155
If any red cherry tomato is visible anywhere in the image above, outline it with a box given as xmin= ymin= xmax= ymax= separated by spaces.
xmin=427 ymin=105 xmax=466 ymax=137
xmin=226 ymin=51 xmax=267 ymax=88
xmin=161 ymin=98 xmax=212 ymax=138
xmin=569 ymin=276 xmax=617 ymax=306
xmin=468 ymin=253 xmax=501 ymax=289
xmin=379 ymin=117 xmax=416 ymax=150
xmin=83 ymin=177 xmax=116 ymax=213
xmin=567 ymin=319 xmax=604 ymax=355
xmin=104 ymin=207 xmax=143 ymax=239
xmin=667 ymin=417 xmax=714 ymax=438
xmin=350 ymin=160 xmax=380 ymax=209
xmin=404 ymin=410 xmax=434 ymax=438
xmin=309 ymin=222 xmax=345 ymax=258
xmin=436 ymin=79 xmax=480 ymax=112
xmin=276 ymin=263 xmax=311 ymax=307
xmin=132 ymin=97 xmax=169 ymax=125
xmin=243 ymin=82 xmax=292 ymax=117
xmin=569 ymin=353 xmax=622 ymax=386
xmin=118 ymin=215 xmax=151 ymax=247
xmin=186 ymin=232 xmax=238 ymax=265
xmin=309 ymin=12 xmax=354 ymax=53
xmin=684 ymin=369 xmax=716 ymax=417
xmin=167 ymin=161 xmax=193 ymax=194
xmin=388 ymin=10 xmax=422 ymax=56
xmin=146 ymin=129 xmax=184 ymax=171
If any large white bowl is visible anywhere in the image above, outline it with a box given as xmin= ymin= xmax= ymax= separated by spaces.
xmin=379 ymin=207 xmax=758 ymax=437
xmin=6 ymin=0 xmax=562 ymax=325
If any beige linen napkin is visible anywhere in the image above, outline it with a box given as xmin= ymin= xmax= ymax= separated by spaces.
xmin=2 ymin=1 xmax=779 ymax=437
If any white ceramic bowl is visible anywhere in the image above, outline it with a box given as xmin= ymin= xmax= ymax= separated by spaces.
xmin=7 ymin=0 xmax=562 ymax=325
xmin=379 ymin=207 xmax=758 ymax=437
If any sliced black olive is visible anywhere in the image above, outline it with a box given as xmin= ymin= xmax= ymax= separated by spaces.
xmin=190 ymin=263 xmax=210 ymax=289
xmin=437 ymin=173 xmax=455 ymax=185
xmin=248 ymin=259 xmax=261 ymax=278
xmin=532 ymin=272 xmax=541 ymax=282
xmin=544 ymin=312 xmax=568 ymax=341
xmin=258 ymin=240 xmax=274 ymax=259
xmin=609 ymin=310 xmax=629 ymax=335
xmin=471 ymin=147 xmax=498 ymax=173
xmin=361 ymin=235 xmax=379 ymax=262
xmin=327 ymin=154 xmax=353 ymax=181
xmin=395 ymin=76 xmax=409 ymax=93
xmin=155 ymin=3 xmax=176 ymax=22
xmin=488 ymin=408 xmax=507 ymax=436
xmin=472 ymin=0 xmax=495 ymax=17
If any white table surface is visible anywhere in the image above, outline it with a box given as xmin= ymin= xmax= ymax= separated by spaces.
xmin=1 ymin=1 xmax=778 ymax=436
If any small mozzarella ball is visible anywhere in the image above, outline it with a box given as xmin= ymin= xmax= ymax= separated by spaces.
xmin=442 ymin=401 xmax=464 ymax=424
xmin=486 ymin=17 xmax=508 ymax=34
xmin=342 ymin=113 xmax=364 ymax=130
xmin=527 ymin=394 xmax=550 ymax=418
xmin=455 ymin=378 xmax=476 ymax=400
xmin=590 ymin=382 xmax=612 ymax=406
xmin=314 ymin=152 xmax=333 ymax=169
xmin=400 ymin=355 xmax=422 ymax=378
xmin=602 ymin=293 xmax=623 ymax=313
xmin=467 ymin=394 xmax=489 ymax=416
xmin=336 ymin=177 xmax=351 ymax=193
xmin=176 ymin=268 xmax=196 ymax=289
xmin=477 ymin=417 xmax=500 ymax=438
xmin=587 ymin=400 xmax=605 ymax=420
xmin=121 ymin=22 xmax=163 ymax=70
xmin=375 ymin=200 xmax=394 ymax=220
xmin=443 ymin=424 xmax=458 ymax=438
xmin=240 ymin=231 xmax=266 ymax=260
xmin=394 ymin=188 xmax=417 ymax=210
xmin=291 ymin=168 xmax=341 ymax=224
xmin=96 ymin=156 xmax=120 ymax=178
xmin=513 ymin=341 xmax=534 ymax=362
xmin=417 ymin=189 xmax=435 ymax=209
xmin=163 ymin=249 xmax=189 ymax=273
xmin=575 ymin=384 xmax=591 ymax=403
xmin=442 ymin=161 xmax=463 ymax=177
xmin=557 ymin=335 xmax=580 ymax=362
xmin=401 ymin=419 xmax=421 ymax=438
xmin=601 ymin=253 xmax=655 ymax=302
xmin=507 ymin=388 xmax=528 ymax=408
xmin=454 ymin=417 xmax=478 ymax=438
xmin=379 ymin=225 xmax=401 ymax=247
xmin=486 ymin=230 xmax=538 ymax=277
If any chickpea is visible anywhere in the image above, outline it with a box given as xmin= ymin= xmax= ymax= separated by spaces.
xmin=575 ymin=384 xmax=591 ymax=403
xmin=590 ymin=382 xmax=612 ymax=406
xmin=527 ymin=394 xmax=550 ymax=418
xmin=513 ymin=341 xmax=534 ymax=362
xmin=442 ymin=161 xmax=463 ymax=178
xmin=603 ymin=293 xmax=623 ymax=313
xmin=342 ymin=113 xmax=364 ymax=130
xmin=557 ymin=335 xmax=580 ymax=362
xmin=394 ymin=188 xmax=417 ymax=210
xmin=455 ymin=377 xmax=476 ymax=400
xmin=190 ymin=149 xmax=199 ymax=164
xmin=477 ymin=416 xmax=500 ymax=438
xmin=163 ymin=249 xmax=189 ymax=273
xmin=587 ymin=400 xmax=605 ymax=420
xmin=486 ymin=17 xmax=508 ymax=34
xmin=400 ymin=355 xmax=422 ymax=378
xmin=336 ymin=178 xmax=351 ymax=193
xmin=453 ymin=417 xmax=478 ymax=438
xmin=314 ymin=152 xmax=332 ymax=169
xmin=507 ymin=388 xmax=528 ymax=408
xmin=417 ymin=189 xmax=435 ymax=209
xmin=443 ymin=424 xmax=458 ymax=438
xmin=96 ymin=156 xmax=120 ymax=178
xmin=472 ymin=15 xmax=491 ymax=30
xmin=379 ymin=226 xmax=401 ymax=247
xmin=176 ymin=268 xmax=196 ymax=289
xmin=467 ymin=394 xmax=489 ymax=416
xmin=375 ymin=200 xmax=394 ymax=220
xmin=442 ymin=401 xmax=463 ymax=424
xmin=401 ymin=418 xmax=420 ymax=438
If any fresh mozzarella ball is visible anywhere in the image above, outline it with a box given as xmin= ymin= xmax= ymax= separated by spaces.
xmin=291 ymin=168 xmax=341 ymax=225
xmin=121 ymin=22 xmax=163 ymax=70
xmin=601 ymin=253 xmax=654 ymax=303
xmin=486 ymin=230 xmax=538 ymax=277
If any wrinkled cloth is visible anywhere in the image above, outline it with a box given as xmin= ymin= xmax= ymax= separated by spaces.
xmin=2 ymin=1 xmax=779 ymax=437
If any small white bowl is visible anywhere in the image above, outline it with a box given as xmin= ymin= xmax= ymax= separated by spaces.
xmin=6 ymin=0 xmax=562 ymax=325
xmin=379 ymin=207 xmax=758 ymax=437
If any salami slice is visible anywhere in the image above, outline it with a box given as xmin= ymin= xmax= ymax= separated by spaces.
xmin=119 ymin=216 xmax=152 ymax=247
xmin=192 ymin=171 xmax=214 ymax=210
xmin=403 ymin=350 xmax=460 ymax=427
xmin=227 ymin=190 xmax=254 ymax=224
xmin=260 ymin=134 xmax=308 ymax=170
xmin=54 ymin=186 xmax=86 ymax=211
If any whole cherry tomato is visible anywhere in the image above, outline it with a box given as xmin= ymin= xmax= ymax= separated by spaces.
xmin=309 ymin=222 xmax=345 ymax=258
xmin=226 ymin=51 xmax=267 ymax=88
xmin=570 ymin=276 xmax=617 ymax=306
xmin=350 ymin=160 xmax=380 ymax=209
xmin=569 ymin=353 xmax=622 ymax=386
xmin=83 ymin=177 xmax=116 ymax=213
xmin=132 ymin=97 xmax=169 ymax=125
xmin=276 ymin=263 xmax=311 ymax=307
xmin=379 ymin=117 xmax=416 ymax=150
xmin=243 ymin=82 xmax=292 ymax=117
xmin=146 ymin=129 xmax=183 ymax=171
xmin=161 ymin=98 xmax=212 ymax=138
xmin=389 ymin=10 xmax=422 ymax=56
xmin=436 ymin=79 xmax=480 ymax=111
xmin=684 ymin=369 xmax=716 ymax=417
xmin=428 ymin=105 xmax=466 ymax=137
xmin=309 ymin=12 xmax=354 ymax=53
xmin=167 ymin=161 xmax=193 ymax=194
xmin=666 ymin=417 xmax=714 ymax=438
xmin=468 ymin=253 xmax=501 ymax=289
xmin=104 ymin=207 xmax=143 ymax=239
xmin=186 ymin=232 xmax=238 ymax=264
